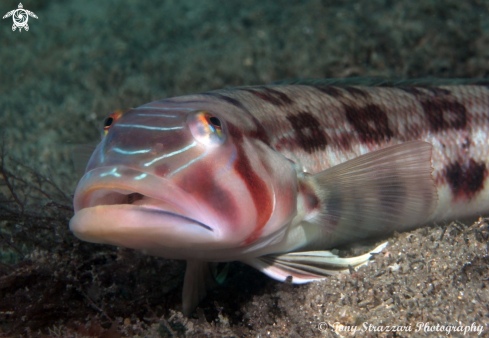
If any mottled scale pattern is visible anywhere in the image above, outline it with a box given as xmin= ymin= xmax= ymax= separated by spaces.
xmin=206 ymin=83 xmax=489 ymax=222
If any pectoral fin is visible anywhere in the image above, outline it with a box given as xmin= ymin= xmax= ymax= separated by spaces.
xmin=182 ymin=260 xmax=216 ymax=316
xmin=307 ymin=141 xmax=437 ymax=248
xmin=244 ymin=242 xmax=387 ymax=283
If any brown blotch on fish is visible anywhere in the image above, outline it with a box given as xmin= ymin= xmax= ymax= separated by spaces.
xmin=424 ymin=87 xmax=451 ymax=96
xmin=202 ymin=92 xmax=248 ymax=112
xmin=419 ymin=98 xmax=467 ymax=132
xmin=242 ymin=87 xmax=292 ymax=106
xmin=262 ymin=87 xmax=293 ymax=104
xmin=398 ymin=86 xmax=424 ymax=96
xmin=246 ymin=120 xmax=271 ymax=147
xmin=344 ymin=104 xmax=393 ymax=143
xmin=336 ymin=133 xmax=352 ymax=151
xmin=311 ymin=85 xmax=344 ymax=98
xmin=286 ymin=112 xmax=328 ymax=153
xmin=445 ymin=159 xmax=487 ymax=200
xmin=343 ymin=86 xmax=369 ymax=98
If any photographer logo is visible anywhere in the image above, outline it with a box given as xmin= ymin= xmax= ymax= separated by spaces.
xmin=3 ymin=3 xmax=38 ymax=32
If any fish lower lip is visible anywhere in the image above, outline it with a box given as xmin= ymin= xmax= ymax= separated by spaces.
xmin=69 ymin=204 xmax=216 ymax=251
xmin=135 ymin=206 xmax=213 ymax=231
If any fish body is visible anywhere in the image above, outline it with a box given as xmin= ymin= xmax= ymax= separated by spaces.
xmin=204 ymin=80 xmax=489 ymax=223
xmin=70 ymin=79 xmax=489 ymax=314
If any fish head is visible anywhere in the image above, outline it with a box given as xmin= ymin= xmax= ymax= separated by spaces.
xmin=70 ymin=96 xmax=298 ymax=260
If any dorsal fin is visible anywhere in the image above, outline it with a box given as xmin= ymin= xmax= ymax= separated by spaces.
xmin=271 ymin=77 xmax=489 ymax=87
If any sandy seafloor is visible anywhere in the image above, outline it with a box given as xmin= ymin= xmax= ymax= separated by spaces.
xmin=1 ymin=0 xmax=489 ymax=336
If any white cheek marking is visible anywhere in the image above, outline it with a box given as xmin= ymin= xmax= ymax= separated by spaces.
xmin=135 ymin=107 xmax=194 ymax=111
xmin=100 ymin=148 xmax=104 ymax=164
xmin=134 ymin=173 xmax=147 ymax=180
xmin=100 ymin=168 xmax=121 ymax=178
xmin=135 ymin=114 xmax=179 ymax=118
xmin=169 ymin=151 xmax=208 ymax=177
xmin=100 ymin=137 xmax=106 ymax=164
xmin=113 ymin=148 xmax=151 ymax=155
xmin=144 ymin=142 xmax=197 ymax=167
xmin=217 ymin=146 xmax=237 ymax=176
xmin=115 ymin=124 xmax=183 ymax=131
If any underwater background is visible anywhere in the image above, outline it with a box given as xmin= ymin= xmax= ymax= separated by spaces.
xmin=0 ymin=0 xmax=489 ymax=336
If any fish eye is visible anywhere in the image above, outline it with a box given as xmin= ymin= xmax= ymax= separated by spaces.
xmin=208 ymin=116 xmax=221 ymax=128
xmin=104 ymin=117 xmax=114 ymax=128
xmin=103 ymin=109 xmax=124 ymax=135
xmin=187 ymin=111 xmax=226 ymax=147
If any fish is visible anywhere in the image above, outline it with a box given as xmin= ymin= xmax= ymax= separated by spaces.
xmin=69 ymin=78 xmax=489 ymax=315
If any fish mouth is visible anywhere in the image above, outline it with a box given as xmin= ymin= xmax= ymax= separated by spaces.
xmin=70 ymin=166 xmax=216 ymax=254
xmin=78 ymin=189 xmax=212 ymax=232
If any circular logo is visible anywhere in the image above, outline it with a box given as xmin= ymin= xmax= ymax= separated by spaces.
xmin=318 ymin=322 xmax=329 ymax=331
xmin=13 ymin=9 xmax=27 ymax=26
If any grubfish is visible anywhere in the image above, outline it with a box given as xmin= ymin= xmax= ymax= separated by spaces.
xmin=70 ymin=78 xmax=489 ymax=315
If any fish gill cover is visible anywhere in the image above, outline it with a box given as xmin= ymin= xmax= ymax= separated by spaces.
xmin=1 ymin=0 xmax=489 ymax=336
